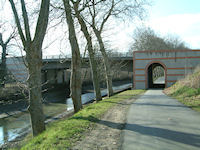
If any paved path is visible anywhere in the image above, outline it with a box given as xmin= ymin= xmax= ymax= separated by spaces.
xmin=154 ymin=77 xmax=165 ymax=84
xmin=122 ymin=90 xmax=200 ymax=150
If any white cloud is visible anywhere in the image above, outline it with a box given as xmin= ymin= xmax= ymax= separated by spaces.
xmin=109 ymin=13 xmax=200 ymax=52
xmin=108 ymin=21 xmax=137 ymax=53
xmin=146 ymin=13 xmax=200 ymax=48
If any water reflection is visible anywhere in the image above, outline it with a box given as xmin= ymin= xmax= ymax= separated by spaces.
xmin=0 ymin=127 xmax=4 ymax=145
xmin=0 ymin=122 xmax=8 ymax=146
xmin=0 ymin=114 xmax=31 ymax=146
xmin=0 ymin=120 xmax=9 ymax=146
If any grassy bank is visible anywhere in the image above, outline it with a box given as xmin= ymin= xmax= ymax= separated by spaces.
xmin=15 ymin=90 xmax=144 ymax=150
xmin=164 ymin=67 xmax=200 ymax=112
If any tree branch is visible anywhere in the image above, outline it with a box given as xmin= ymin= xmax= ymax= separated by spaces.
xmin=100 ymin=0 xmax=115 ymax=33
xmin=20 ymin=0 xmax=32 ymax=42
xmin=50 ymin=2 xmax=65 ymax=10
xmin=0 ymin=33 xmax=3 ymax=46
xmin=5 ymin=29 xmax=16 ymax=46
xmin=9 ymin=0 xmax=26 ymax=48
xmin=33 ymin=0 xmax=50 ymax=48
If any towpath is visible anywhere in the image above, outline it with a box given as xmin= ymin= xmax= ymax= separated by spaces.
xmin=122 ymin=90 xmax=200 ymax=150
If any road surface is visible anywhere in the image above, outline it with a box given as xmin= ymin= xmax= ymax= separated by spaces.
xmin=154 ymin=76 xmax=165 ymax=84
xmin=122 ymin=90 xmax=200 ymax=150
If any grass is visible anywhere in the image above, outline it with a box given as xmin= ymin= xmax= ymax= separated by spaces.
xmin=164 ymin=72 xmax=200 ymax=112
xmin=43 ymin=103 xmax=67 ymax=118
xmin=15 ymin=90 xmax=145 ymax=150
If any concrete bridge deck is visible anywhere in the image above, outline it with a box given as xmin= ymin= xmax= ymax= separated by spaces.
xmin=4 ymin=56 xmax=133 ymax=84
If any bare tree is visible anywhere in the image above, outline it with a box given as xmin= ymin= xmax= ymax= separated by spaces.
xmin=130 ymin=27 xmax=189 ymax=52
xmin=165 ymin=35 xmax=189 ymax=50
xmin=9 ymin=0 xmax=50 ymax=136
xmin=77 ymin=0 xmax=149 ymax=97
xmin=85 ymin=0 xmax=114 ymax=97
xmin=62 ymin=0 xmax=82 ymax=112
xmin=72 ymin=0 xmax=102 ymax=101
xmin=0 ymin=29 xmax=15 ymax=87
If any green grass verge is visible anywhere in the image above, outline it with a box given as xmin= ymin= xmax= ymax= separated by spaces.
xmin=19 ymin=90 xmax=144 ymax=150
xmin=165 ymin=84 xmax=200 ymax=112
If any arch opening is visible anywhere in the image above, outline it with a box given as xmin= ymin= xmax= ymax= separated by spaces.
xmin=147 ymin=63 xmax=166 ymax=88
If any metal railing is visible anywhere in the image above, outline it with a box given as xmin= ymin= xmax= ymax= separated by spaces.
xmin=42 ymin=53 xmax=133 ymax=60
xmin=0 ymin=53 xmax=133 ymax=62
xmin=43 ymin=54 xmax=72 ymax=59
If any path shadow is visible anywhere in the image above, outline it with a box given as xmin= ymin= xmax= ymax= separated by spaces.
xmin=125 ymin=123 xmax=200 ymax=147
xmin=72 ymin=116 xmax=200 ymax=148
xmin=133 ymin=102 xmax=187 ymax=108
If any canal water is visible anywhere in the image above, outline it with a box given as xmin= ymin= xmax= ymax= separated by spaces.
xmin=0 ymin=83 xmax=131 ymax=146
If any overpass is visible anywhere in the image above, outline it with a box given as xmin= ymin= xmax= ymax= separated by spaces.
xmin=5 ymin=56 xmax=133 ymax=84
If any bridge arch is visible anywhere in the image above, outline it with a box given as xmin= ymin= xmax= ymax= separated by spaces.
xmin=145 ymin=61 xmax=167 ymax=89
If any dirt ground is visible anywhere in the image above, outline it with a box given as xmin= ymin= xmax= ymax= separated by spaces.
xmin=71 ymin=96 xmax=139 ymax=150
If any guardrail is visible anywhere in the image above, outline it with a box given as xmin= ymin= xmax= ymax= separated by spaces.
xmin=1 ymin=53 xmax=133 ymax=61
xmin=43 ymin=55 xmax=72 ymax=59
xmin=42 ymin=53 xmax=133 ymax=60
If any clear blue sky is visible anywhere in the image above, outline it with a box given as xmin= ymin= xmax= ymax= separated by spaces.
xmin=150 ymin=0 xmax=200 ymax=17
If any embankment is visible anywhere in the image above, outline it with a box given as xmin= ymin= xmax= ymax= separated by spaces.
xmin=164 ymin=66 xmax=200 ymax=112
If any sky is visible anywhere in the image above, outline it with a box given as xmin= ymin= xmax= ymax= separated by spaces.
xmin=114 ymin=0 xmax=200 ymax=52
xmin=148 ymin=0 xmax=200 ymax=48
xmin=1 ymin=0 xmax=200 ymax=56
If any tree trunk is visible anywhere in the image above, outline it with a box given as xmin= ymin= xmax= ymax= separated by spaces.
xmin=87 ymin=47 xmax=102 ymax=101
xmin=63 ymin=0 xmax=82 ymax=112
xmin=1 ymin=45 xmax=7 ymax=87
xmin=75 ymin=13 xmax=102 ymax=101
xmin=26 ymin=44 xmax=45 ymax=136
xmin=93 ymin=29 xmax=113 ymax=97
xmin=9 ymin=0 xmax=50 ymax=136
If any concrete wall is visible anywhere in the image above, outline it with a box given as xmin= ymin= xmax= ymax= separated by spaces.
xmin=42 ymin=69 xmax=70 ymax=85
xmin=6 ymin=57 xmax=28 ymax=82
xmin=6 ymin=57 xmax=71 ymax=84
xmin=133 ymin=50 xmax=200 ymax=89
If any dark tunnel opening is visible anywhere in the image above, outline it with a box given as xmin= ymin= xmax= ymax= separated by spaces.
xmin=147 ymin=63 xmax=165 ymax=89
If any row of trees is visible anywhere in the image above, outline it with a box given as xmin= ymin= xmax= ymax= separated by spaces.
xmin=129 ymin=27 xmax=189 ymax=53
xmin=4 ymin=0 xmax=149 ymax=137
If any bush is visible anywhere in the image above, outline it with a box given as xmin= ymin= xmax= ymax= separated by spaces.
xmin=0 ymin=82 xmax=28 ymax=103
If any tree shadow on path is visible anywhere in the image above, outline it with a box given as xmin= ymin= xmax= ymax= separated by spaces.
xmin=73 ymin=116 xmax=200 ymax=148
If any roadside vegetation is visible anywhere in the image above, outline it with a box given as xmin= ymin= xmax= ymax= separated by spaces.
xmin=0 ymin=83 xmax=28 ymax=104
xmin=165 ymin=66 xmax=200 ymax=112
xmin=11 ymin=90 xmax=145 ymax=150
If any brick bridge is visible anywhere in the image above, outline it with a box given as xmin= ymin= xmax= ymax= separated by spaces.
xmin=133 ymin=50 xmax=200 ymax=89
